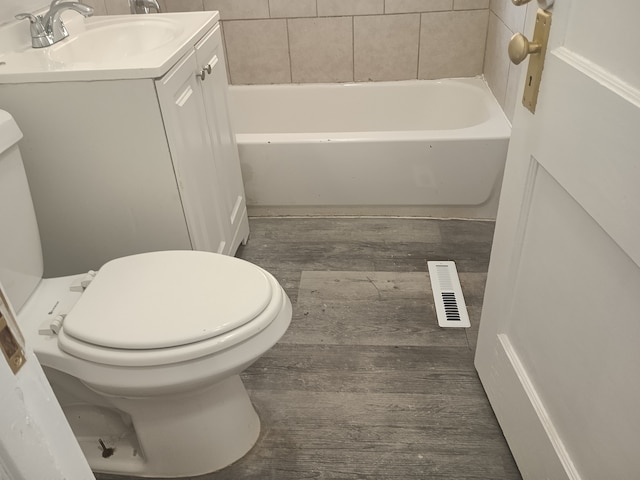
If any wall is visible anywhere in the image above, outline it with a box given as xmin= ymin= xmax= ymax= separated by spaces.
xmin=1 ymin=0 xmax=524 ymax=120
xmin=483 ymin=0 xmax=528 ymax=123
xmin=84 ymin=0 xmax=490 ymax=85
xmin=0 ymin=0 xmax=49 ymax=25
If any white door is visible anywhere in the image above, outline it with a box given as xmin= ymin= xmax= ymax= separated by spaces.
xmin=0 ymin=288 xmax=94 ymax=479
xmin=475 ymin=1 xmax=640 ymax=479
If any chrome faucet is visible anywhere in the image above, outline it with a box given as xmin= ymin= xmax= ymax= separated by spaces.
xmin=16 ymin=0 xmax=94 ymax=48
xmin=129 ymin=0 xmax=161 ymax=14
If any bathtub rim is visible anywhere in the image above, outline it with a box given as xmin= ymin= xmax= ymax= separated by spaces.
xmin=230 ymin=76 xmax=511 ymax=144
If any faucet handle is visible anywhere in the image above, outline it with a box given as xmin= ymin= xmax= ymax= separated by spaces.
xmin=15 ymin=13 xmax=54 ymax=48
xmin=16 ymin=12 xmax=36 ymax=20
xmin=15 ymin=12 xmax=43 ymax=25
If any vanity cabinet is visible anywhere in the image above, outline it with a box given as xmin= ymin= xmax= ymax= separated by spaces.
xmin=156 ymin=25 xmax=247 ymax=258
xmin=0 ymin=20 xmax=249 ymax=277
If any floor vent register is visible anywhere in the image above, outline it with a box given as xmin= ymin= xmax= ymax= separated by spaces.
xmin=427 ymin=261 xmax=470 ymax=328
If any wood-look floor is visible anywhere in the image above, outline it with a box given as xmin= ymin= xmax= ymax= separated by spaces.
xmin=96 ymin=218 xmax=522 ymax=480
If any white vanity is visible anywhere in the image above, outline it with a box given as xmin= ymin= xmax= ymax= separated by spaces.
xmin=0 ymin=11 xmax=249 ymax=277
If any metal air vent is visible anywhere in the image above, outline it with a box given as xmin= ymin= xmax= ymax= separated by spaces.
xmin=428 ymin=261 xmax=470 ymax=328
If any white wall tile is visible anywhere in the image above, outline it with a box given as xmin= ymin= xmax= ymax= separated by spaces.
xmin=203 ymin=0 xmax=269 ymax=19
xmin=105 ymin=0 xmax=131 ymax=14
xmin=418 ymin=9 xmax=488 ymax=79
xmin=270 ymin=0 xmax=316 ymax=17
xmin=490 ymin=0 xmax=525 ymax=33
xmin=220 ymin=22 xmax=232 ymax=82
xmin=224 ymin=19 xmax=291 ymax=84
xmin=354 ymin=13 xmax=420 ymax=81
xmin=163 ymin=0 xmax=204 ymax=12
xmin=483 ymin=11 xmax=510 ymax=108
xmin=484 ymin=1 xmax=531 ymax=119
xmin=504 ymin=59 xmax=524 ymax=123
xmin=385 ymin=0 xmax=452 ymax=14
xmin=318 ymin=0 xmax=383 ymax=16
xmin=0 ymin=0 xmax=48 ymax=25
xmin=289 ymin=17 xmax=353 ymax=82
xmin=82 ymin=0 xmax=108 ymax=15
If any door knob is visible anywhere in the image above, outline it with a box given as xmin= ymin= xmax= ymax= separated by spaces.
xmin=511 ymin=9 xmax=552 ymax=114
xmin=508 ymin=33 xmax=541 ymax=65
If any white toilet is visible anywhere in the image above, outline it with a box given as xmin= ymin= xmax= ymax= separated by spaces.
xmin=0 ymin=110 xmax=292 ymax=477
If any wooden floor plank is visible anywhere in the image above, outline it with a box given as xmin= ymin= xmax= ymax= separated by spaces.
xmin=284 ymin=270 xmax=467 ymax=347
xmin=245 ymin=217 xmax=443 ymax=244
xmin=95 ymin=218 xmax=520 ymax=480
xmin=242 ymin=344 xmax=485 ymax=396
xmin=239 ymin=239 xmax=493 ymax=273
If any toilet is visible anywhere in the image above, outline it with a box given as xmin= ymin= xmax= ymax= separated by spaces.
xmin=0 ymin=110 xmax=292 ymax=477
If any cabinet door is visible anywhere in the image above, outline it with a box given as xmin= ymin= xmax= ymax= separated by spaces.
xmin=195 ymin=26 xmax=249 ymax=253
xmin=156 ymin=49 xmax=229 ymax=254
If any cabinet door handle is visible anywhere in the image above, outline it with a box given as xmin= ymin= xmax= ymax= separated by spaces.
xmin=197 ymin=56 xmax=219 ymax=81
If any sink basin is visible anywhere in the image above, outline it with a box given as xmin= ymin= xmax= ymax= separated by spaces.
xmin=0 ymin=12 xmax=218 ymax=83
xmin=49 ymin=17 xmax=184 ymax=64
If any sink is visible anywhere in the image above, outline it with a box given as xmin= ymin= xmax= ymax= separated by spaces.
xmin=0 ymin=12 xmax=218 ymax=83
xmin=49 ymin=17 xmax=184 ymax=64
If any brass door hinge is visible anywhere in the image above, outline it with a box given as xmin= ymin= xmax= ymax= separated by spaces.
xmin=0 ymin=291 xmax=25 ymax=374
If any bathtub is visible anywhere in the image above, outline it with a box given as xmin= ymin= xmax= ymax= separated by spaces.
xmin=229 ymin=78 xmax=511 ymax=219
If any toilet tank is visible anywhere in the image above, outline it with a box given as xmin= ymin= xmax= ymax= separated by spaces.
xmin=0 ymin=110 xmax=44 ymax=312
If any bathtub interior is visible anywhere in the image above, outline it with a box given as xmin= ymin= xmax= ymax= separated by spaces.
xmin=230 ymin=79 xmax=494 ymax=134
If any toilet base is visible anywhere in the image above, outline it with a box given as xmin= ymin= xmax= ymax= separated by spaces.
xmin=77 ymin=375 xmax=260 ymax=478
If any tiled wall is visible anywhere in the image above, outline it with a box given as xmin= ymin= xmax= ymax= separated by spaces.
xmin=5 ymin=0 xmax=528 ymax=122
xmin=85 ymin=0 xmax=490 ymax=85
xmin=483 ymin=0 xmax=529 ymax=123
xmin=0 ymin=0 xmax=48 ymax=25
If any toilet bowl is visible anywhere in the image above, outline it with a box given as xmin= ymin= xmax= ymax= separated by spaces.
xmin=0 ymin=110 xmax=292 ymax=477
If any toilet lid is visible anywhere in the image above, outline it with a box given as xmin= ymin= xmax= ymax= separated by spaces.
xmin=61 ymin=251 xmax=273 ymax=350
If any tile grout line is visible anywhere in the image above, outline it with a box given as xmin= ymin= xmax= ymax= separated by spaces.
xmin=351 ymin=15 xmax=355 ymax=81
xmin=286 ymin=18 xmax=293 ymax=83
xmin=416 ymin=12 xmax=422 ymax=79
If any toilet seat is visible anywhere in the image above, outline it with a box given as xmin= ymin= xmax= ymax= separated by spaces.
xmin=57 ymin=251 xmax=285 ymax=367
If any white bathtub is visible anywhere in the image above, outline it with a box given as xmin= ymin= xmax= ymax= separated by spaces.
xmin=229 ymin=78 xmax=510 ymax=218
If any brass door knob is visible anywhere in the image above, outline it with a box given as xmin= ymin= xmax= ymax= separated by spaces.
xmin=508 ymin=33 xmax=542 ymax=65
